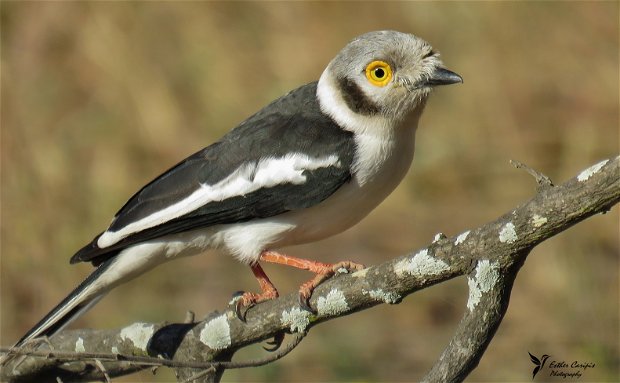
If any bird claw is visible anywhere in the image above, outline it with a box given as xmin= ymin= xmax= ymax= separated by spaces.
xmin=235 ymin=299 xmax=254 ymax=322
xmin=232 ymin=291 xmax=255 ymax=322
xmin=298 ymin=292 xmax=317 ymax=314
xmin=232 ymin=286 xmax=279 ymax=322
xmin=263 ymin=332 xmax=286 ymax=352
xmin=295 ymin=261 xmax=364 ymax=314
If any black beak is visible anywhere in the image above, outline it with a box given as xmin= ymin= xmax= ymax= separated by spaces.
xmin=426 ymin=67 xmax=463 ymax=86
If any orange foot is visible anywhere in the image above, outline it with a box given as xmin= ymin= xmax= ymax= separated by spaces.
xmin=235 ymin=263 xmax=279 ymax=321
xmin=260 ymin=251 xmax=365 ymax=313
xmin=235 ymin=251 xmax=365 ymax=321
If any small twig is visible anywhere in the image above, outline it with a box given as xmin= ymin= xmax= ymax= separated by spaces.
xmin=184 ymin=311 xmax=196 ymax=324
xmin=182 ymin=365 xmax=217 ymax=383
xmin=0 ymin=347 xmax=179 ymax=367
xmin=226 ymin=332 xmax=305 ymax=369
xmin=180 ymin=332 xmax=306 ymax=383
xmin=0 ymin=332 xmax=306 ymax=371
xmin=0 ymin=335 xmax=55 ymax=370
xmin=510 ymin=159 xmax=554 ymax=190
xmin=94 ymin=359 xmax=112 ymax=383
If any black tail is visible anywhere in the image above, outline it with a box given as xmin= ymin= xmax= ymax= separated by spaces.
xmin=12 ymin=259 xmax=115 ymax=348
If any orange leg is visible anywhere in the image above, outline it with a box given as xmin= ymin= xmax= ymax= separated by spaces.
xmin=260 ymin=250 xmax=365 ymax=311
xmin=236 ymin=263 xmax=279 ymax=321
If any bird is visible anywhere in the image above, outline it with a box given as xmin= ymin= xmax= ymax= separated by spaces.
xmin=9 ymin=30 xmax=462 ymax=350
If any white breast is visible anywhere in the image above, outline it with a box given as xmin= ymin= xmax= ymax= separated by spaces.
xmin=274 ymin=122 xmax=417 ymax=248
xmin=263 ymin=66 xmax=420 ymax=247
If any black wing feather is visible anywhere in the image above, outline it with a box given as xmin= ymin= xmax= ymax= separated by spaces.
xmin=71 ymin=82 xmax=355 ymax=264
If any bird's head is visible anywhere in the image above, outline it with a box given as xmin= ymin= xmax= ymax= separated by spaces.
xmin=318 ymin=30 xmax=462 ymax=127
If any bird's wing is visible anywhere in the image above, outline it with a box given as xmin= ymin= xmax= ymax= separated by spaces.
xmin=71 ymin=83 xmax=355 ymax=264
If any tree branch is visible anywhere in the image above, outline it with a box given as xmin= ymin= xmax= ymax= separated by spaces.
xmin=2 ymin=156 xmax=618 ymax=383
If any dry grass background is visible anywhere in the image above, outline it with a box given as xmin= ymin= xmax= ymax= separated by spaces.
xmin=1 ymin=2 xmax=618 ymax=382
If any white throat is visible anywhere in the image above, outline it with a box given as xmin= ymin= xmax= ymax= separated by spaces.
xmin=316 ymin=69 xmax=422 ymax=186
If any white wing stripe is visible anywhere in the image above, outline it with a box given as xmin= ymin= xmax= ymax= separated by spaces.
xmin=97 ymin=153 xmax=340 ymax=248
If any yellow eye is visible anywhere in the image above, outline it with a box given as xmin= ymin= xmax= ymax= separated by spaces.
xmin=365 ymin=60 xmax=392 ymax=87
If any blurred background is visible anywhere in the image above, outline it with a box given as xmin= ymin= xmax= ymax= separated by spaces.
xmin=1 ymin=2 xmax=618 ymax=382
